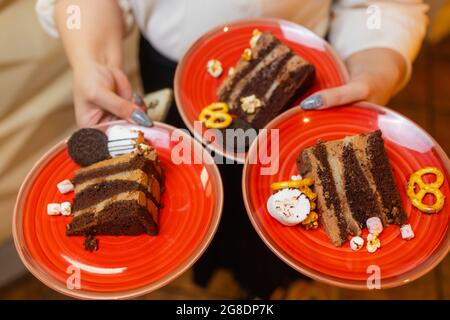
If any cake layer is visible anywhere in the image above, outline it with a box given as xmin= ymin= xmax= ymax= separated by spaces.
xmin=217 ymin=31 xmax=315 ymax=129
xmin=72 ymin=152 xmax=162 ymax=186
xmin=297 ymin=131 xmax=406 ymax=246
xmin=73 ymin=169 xmax=161 ymax=209
xmin=67 ymin=191 xmax=158 ymax=236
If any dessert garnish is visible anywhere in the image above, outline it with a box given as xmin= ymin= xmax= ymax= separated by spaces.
xmin=400 ymin=224 xmax=415 ymax=240
xmin=268 ymin=176 xmax=319 ymax=229
xmin=249 ymin=29 xmax=262 ymax=48
xmin=366 ymin=217 xmax=383 ymax=235
xmin=271 ymin=178 xmax=314 ymax=191
xmin=242 ymin=48 xmax=252 ymax=61
xmin=301 ymin=211 xmax=319 ymax=230
xmin=350 ymin=236 xmax=364 ymax=251
xmin=407 ymin=167 xmax=445 ymax=214
xmin=199 ymin=102 xmax=233 ymax=129
xmin=61 ymin=202 xmax=72 ymax=216
xmin=47 ymin=203 xmax=61 ymax=216
xmin=67 ymin=128 xmax=110 ymax=167
xmin=366 ymin=233 xmax=381 ymax=253
xmin=107 ymin=126 xmax=145 ymax=157
xmin=267 ymin=188 xmax=310 ymax=226
xmin=207 ymin=59 xmax=223 ymax=78
xmin=57 ymin=179 xmax=74 ymax=194
xmin=240 ymin=95 xmax=263 ymax=114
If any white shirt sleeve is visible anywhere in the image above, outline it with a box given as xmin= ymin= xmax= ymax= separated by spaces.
xmin=35 ymin=0 xmax=135 ymax=38
xmin=329 ymin=0 xmax=428 ymax=92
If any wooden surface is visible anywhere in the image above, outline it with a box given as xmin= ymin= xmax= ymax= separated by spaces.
xmin=1 ymin=38 xmax=449 ymax=300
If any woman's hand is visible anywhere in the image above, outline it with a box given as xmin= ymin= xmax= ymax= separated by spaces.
xmin=72 ymin=61 xmax=151 ymax=127
xmin=54 ymin=0 xmax=152 ymax=127
xmin=300 ymin=48 xmax=407 ymax=110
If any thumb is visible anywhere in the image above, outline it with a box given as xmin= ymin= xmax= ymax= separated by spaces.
xmin=93 ymin=89 xmax=153 ymax=127
xmin=300 ymin=81 xmax=370 ymax=110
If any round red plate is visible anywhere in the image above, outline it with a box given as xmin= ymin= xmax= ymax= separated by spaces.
xmin=243 ymin=103 xmax=450 ymax=289
xmin=13 ymin=121 xmax=223 ymax=299
xmin=175 ymin=18 xmax=348 ymax=163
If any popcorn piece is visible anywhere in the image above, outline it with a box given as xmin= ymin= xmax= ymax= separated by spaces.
xmin=242 ymin=48 xmax=252 ymax=61
xmin=350 ymin=236 xmax=364 ymax=251
xmin=240 ymin=95 xmax=263 ymax=114
xmin=228 ymin=67 xmax=235 ymax=76
xmin=61 ymin=202 xmax=72 ymax=216
xmin=291 ymin=175 xmax=303 ymax=181
xmin=57 ymin=179 xmax=74 ymax=194
xmin=400 ymin=224 xmax=415 ymax=240
xmin=366 ymin=217 xmax=383 ymax=235
xmin=366 ymin=233 xmax=381 ymax=253
xmin=249 ymin=29 xmax=262 ymax=48
xmin=47 ymin=203 xmax=61 ymax=216
xmin=207 ymin=59 xmax=223 ymax=78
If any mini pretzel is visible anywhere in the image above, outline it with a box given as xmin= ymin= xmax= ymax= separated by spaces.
xmin=199 ymin=103 xmax=232 ymax=129
xmin=271 ymin=178 xmax=314 ymax=191
xmin=407 ymin=167 xmax=445 ymax=214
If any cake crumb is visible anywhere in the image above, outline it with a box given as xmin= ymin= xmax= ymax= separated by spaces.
xmin=84 ymin=235 xmax=99 ymax=252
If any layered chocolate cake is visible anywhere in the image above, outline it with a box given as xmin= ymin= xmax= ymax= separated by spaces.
xmin=217 ymin=31 xmax=315 ymax=129
xmin=297 ymin=130 xmax=407 ymax=246
xmin=66 ymin=144 xmax=163 ymax=250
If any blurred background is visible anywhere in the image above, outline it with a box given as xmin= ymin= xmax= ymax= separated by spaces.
xmin=0 ymin=0 xmax=449 ymax=299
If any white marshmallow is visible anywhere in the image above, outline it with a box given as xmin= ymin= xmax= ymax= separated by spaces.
xmin=57 ymin=179 xmax=74 ymax=194
xmin=400 ymin=224 xmax=415 ymax=240
xmin=350 ymin=236 xmax=364 ymax=251
xmin=267 ymin=189 xmax=310 ymax=226
xmin=366 ymin=233 xmax=381 ymax=253
xmin=366 ymin=217 xmax=383 ymax=235
xmin=61 ymin=202 xmax=72 ymax=216
xmin=47 ymin=203 xmax=61 ymax=216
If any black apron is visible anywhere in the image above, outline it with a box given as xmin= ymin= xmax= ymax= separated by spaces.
xmin=139 ymin=36 xmax=306 ymax=298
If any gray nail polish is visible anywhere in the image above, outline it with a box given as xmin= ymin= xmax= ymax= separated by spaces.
xmin=133 ymin=93 xmax=145 ymax=107
xmin=132 ymin=109 xmax=153 ymax=127
xmin=300 ymin=95 xmax=323 ymax=110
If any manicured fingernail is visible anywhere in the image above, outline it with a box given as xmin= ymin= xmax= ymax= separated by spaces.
xmin=133 ymin=93 xmax=145 ymax=107
xmin=300 ymin=95 xmax=323 ymax=110
xmin=131 ymin=109 xmax=153 ymax=127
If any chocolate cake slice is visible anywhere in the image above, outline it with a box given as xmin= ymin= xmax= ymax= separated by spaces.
xmin=67 ymin=145 xmax=163 ymax=248
xmin=217 ymin=31 xmax=315 ymax=129
xmin=297 ymin=130 xmax=406 ymax=247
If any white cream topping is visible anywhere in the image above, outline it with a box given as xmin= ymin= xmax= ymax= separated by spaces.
xmin=107 ymin=125 xmax=141 ymax=157
xmin=267 ymin=189 xmax=310 ymax=226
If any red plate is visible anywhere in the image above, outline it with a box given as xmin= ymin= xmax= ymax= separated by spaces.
xmin=175 ymin=18 xmax=348 ymax=163
xmin=13 ymin=121 xmax=223 ymax=299
xmin=243 ymin=103 xmax=450 ymax=289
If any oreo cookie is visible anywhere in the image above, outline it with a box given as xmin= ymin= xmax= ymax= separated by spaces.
xmin=67 ymin=128 xmax=110 ymax=167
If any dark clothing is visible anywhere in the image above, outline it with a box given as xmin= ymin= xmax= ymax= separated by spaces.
xmin=139 ymin=35 xmax=304 ymax=298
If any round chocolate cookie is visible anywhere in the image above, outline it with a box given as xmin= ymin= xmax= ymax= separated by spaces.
xmin=67 ymin=128 xmax=110 ymax=167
